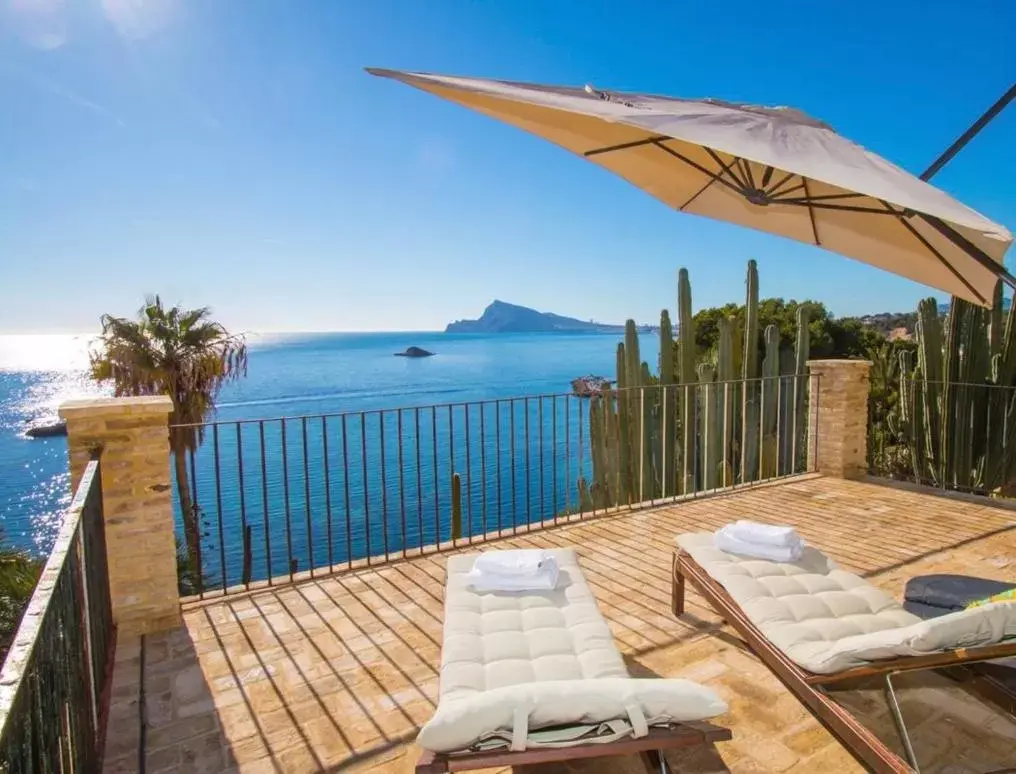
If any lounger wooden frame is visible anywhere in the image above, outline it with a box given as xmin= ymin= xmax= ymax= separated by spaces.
xmin=672 ymin=549 xmax=1016 ymax=774
xmin=415 ymin=721 xmax=731 ymax=773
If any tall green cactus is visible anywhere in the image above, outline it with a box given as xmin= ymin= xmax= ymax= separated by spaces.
xmin=659 ymin=310 xmax=677 ymax=497
xmin=793 ymin=306 xmax=810 ymax=471
xmin=759 ymin=324 xmax=780 ymax=477
xmin=615 ymin=341 xmax=632 ymax=503
xmin=741 ymin=259 xmax=760 ymax=481
xmin=901 ymin=284 xmax=1016 ymax=494
xmin=698 ymin=363 xmax=719 ymax=489
xmin=678 ymin=268 xmax=696 ymax=492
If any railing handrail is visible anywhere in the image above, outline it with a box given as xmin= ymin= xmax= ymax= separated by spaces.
xmin=170 ymin=373 xmax=811 ymax=429
xmin=0 ymin=460 xmax=100 ymax=730
xmin=895 ymin=378 xmax=1016 ymax=390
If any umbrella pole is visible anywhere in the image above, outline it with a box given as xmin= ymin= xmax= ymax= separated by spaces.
xmin=917 ymin=212 xmax=1016 ymax=291
xmin=920 ymin=83 xmax=1016 ymax=181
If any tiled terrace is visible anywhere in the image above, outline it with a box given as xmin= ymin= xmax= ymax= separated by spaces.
xmin=102 ymin=475 xmax=1016 ymax=773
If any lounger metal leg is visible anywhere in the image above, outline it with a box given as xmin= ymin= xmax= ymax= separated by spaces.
xmin=639 ymin=748 xmax=672 ymax=774
xmin=672 ymin=553 xmax=685 ymax=616
xmin=884 ymin=671 xmax=920 ymax=773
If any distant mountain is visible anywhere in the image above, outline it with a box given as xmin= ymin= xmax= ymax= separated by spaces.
xmin=445 ymin=300 xmax=652 ymax=334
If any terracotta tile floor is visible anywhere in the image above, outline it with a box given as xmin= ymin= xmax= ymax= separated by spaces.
xmin=101 ymin=475 xmax=1016 ymax=773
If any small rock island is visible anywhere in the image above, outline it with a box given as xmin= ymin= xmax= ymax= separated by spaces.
xmin=25 ymin=419 xmax=68 ymax=438
xmin=395 ymin=346 xmax=435 ymax=358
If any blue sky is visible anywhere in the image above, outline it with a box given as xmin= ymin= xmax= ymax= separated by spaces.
xmin=1 ymin=1 xmax=1013 ymax=334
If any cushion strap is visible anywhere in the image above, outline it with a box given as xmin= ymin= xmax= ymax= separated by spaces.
xmin=625 ymin=702 xmax=649 ymax=738
xmin=510 ymin=704 xmax=530 ymax=751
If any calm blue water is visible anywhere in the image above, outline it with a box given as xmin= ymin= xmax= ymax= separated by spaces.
xmin=0 ymin=331 xmax=658 ymax=586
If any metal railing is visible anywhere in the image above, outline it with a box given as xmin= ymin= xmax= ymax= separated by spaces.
xmin=0 ymin=459 xmax=115 ymax=772
xmin=176 ymin=375 xmax=812 ymax=598
xmin=868 ymin=378 xmax=1016 ymax=496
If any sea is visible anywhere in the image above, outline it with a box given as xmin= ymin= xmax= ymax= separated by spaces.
xmin=0 ymin=331 xmax=658 ymax=586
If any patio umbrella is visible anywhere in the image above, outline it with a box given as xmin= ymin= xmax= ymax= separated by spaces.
xmin=368 ymin=68 xmax=1013 ymax=307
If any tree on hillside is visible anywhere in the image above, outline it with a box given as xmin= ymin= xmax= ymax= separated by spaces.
xmin=678 ymin=297 xmax=885 ymax=367
xmin=89 ymin=297 xmax=247 ymax=575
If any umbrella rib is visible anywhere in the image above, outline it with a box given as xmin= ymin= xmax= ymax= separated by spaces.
xmin=775 ymin=193 xmax=868 ymax=204
xmin=764 ymin=171 xmax=799 ymax=198
xmin=802 ymin=178 xmax=821 ymax=246
xmin=649 ymin=141 xmax=747 ymax=197
xmin=583 ymin=135 xmax=671 ymax=157
xmin=738 ymin=157 xmax=756 ymax=189
xmin=777 ymin=201 xmax=899 ymax=215
xmin=761 ymin=165 xmax=775 ymax=188
xmin=678 ymin=157 xmax=741 ymax=211
xmin=876 ymin=200 xmax=988 ymax=304
xmin=702 ymin=147 xmax=749 ymax=190
xmin=915 ymin=213 xmax=1016 ymax=290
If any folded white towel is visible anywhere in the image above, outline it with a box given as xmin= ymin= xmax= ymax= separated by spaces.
xmin=728 ymin=519 xmax=801 ymax=548
xmin=472 ymin=549 xmax=550 ymax=577
xmin=714 ymin=526 xmax=803 ymax=563
xmin=467 ymin=558 xmax=560 ymax=592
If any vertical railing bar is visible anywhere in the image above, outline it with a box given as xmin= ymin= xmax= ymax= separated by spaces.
xmin=236 ymin=423 xmax=249 ymax=589
xmin=662 ymin=385 xmax=668 ymax=500
xmin=776 ymin=376 xmax=783 ymax=480
xmin=565 ymin=395 xmax=571 ymax=517
xmin=524 ymin=397 xmax=532 ymax=531
xmin=465 ymin=403 xmax=472 ymax=544
xmin=578 ymin=395 xmax=585 ymax=518
xmin=722 ymin=382 xmax=730 ymax=487
xmin=341 ymin=415 xmax=352 ymax=570
xmin=449 ymin=405 xmax=455 ymax=548
xmin=496 ymin=400 xmax=503 ymax=535
xmin=639 ymin=387 xmax=645 ymax=504
xmin=553 ymin=395 xmax=559 ymax=523
xmin=791 ymin=372 xmax=799 ymax=472
xmin=360 ymin=413 xmax=370 ymax=565
xmin=302 ymin=417 xmax=313 ymax=578
xmin=480 ymin=402 xmax=487 ymax=540
xmin=213 ymin=425 xmax=227 ymax=593
xmin=398 ymin=408 xmax=406 ymax=559
xmin=259 ymin=421 xmax=271 ymax=585
xmin=683 ymin=384 xmax=690 ymax=494
xmin=415 ymin=408 xmax=423 ymax=556
xmin=322 ymin=417 xmax=333 ymax=573
xmin=510 ymin=400 xmax=518 ymax=534
xmin=539 ymin=396 xmax=545 ymax=522
xmin=187 ymin=440 xmax=203 ymax=597
xmin=380 ymin=411 xmax=389 ymax=562
xmin=281 ymin=420 xmax=294 ymax=583
xmin=431 ymin=406 xmax=439 ymax=550
xmin=693 ymin=383 xmax=700 ymax=497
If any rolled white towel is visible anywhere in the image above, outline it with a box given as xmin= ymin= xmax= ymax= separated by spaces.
xmin=467 ymin=557 xmax=560 ymax=592
xmin=714 ymin=526 xmax=803 ymax=563
xmin=728 ymin=519 xmax=801 ymax=548
xmin=472 ymin=549 xmax=550 ymax=577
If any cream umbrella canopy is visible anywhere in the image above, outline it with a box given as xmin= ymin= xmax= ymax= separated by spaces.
xmin=368 ymin=68 xmax=1013 ymax=307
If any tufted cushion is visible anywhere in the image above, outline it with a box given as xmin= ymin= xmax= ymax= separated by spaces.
xmin=419 ymin=548 xmax=728 ymax=753
xmin=677 ymin=532 xmax=1016 ymax=674
xmin=439 ymin=549 xmax=628 ymax=703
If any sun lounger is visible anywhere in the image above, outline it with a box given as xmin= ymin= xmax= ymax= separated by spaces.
xmin=671 ymin=533 xmax=1016 ymax=774
xmin=417 ymin=547 xmax=731 ymax=774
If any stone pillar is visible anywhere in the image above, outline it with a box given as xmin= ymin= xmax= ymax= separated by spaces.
xmin=59 ymin=396 xmax=182 ymax=635
xmin=807 ymin=359 xmax=872 ymax=479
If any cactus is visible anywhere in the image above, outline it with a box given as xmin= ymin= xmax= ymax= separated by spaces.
xmin=659 ymin=310 xmax=677 ymax=497
xmin=741 ymin=259 xmax=760 ymax=482
xmin=451 ymin=473 xmax=462 ymax=541
xmin=615 ymin=341 xmax=632 ymax=504
xmin=901 ymin=283 xmax=1016 ymax=494
xmin=678 ymin=268 xmax=696 ymax=492
xmin=698 ymin=363 xmax=719 ymax=489
xmin=792 ymin=306 xmax=810 ymax=471
xmin=759 ymin=324 xmax=780 ymax=477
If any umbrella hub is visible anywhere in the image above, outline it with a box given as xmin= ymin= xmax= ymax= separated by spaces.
xmin=744 ymin=189 xmax=771 ymax=206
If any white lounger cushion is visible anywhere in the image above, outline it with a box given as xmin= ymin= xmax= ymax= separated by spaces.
xmin=417 ymin=677 xmax=727 ymax=753
xmin=677 ymin=532 xmax=1016 ymax=674
xmin=420 ymin=548 xmax=727 ymax=752
xmin=439 ymin=549 xmax=628 ymax=703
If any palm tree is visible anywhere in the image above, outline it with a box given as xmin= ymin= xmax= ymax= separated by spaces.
xmin=90 ymin=297 xmax=247 ymax=570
